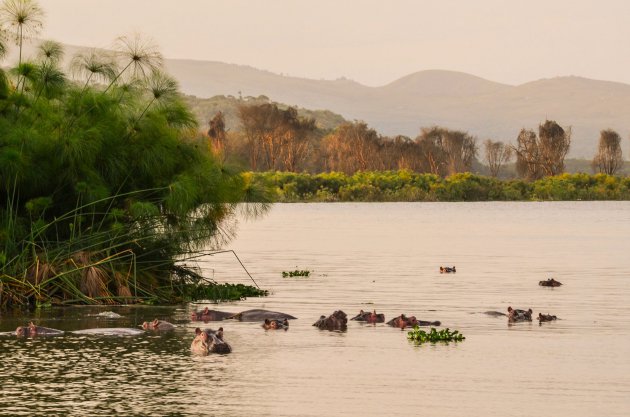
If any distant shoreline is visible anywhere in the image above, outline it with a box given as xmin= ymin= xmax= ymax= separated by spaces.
xmin=251 ymin=171 xmax=630 ymax=202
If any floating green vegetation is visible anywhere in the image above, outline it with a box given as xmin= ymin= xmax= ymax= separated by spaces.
xmin=407 ymin=326 xmax=466 ymax=344
xmin=282 ymin=270 xmax=311 ymax=278
xmin=180 ymin=282 xmax=268 ymax=303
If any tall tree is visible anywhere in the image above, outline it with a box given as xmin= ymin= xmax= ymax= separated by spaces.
xmin=483 ymin=139 xmax=513 ymax=177
xmin=592 ymin=129 xmax=623 ymax=175
xmin=514 ymin=120 xmax=570 ymax=180
xmin=323 ymin=121 xmax=381 ymax=174
xmin=208 ymin=111 xmax=227 ymax=157
xmin=277 ymin=107 xmax=316 ymax=172
xmin=538 ymin=120 xmax=571 ymax=176
xmin=414 ymin=127 xmax=477 ymax=176
xmin=514 ymin=128 xmax=542 ymax=180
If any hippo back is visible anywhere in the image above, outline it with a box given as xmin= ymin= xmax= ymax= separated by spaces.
xmin=228 ymin=309 xmax=297 ymax=322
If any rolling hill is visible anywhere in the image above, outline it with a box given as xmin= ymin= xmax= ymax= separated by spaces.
xmin=8 ymin=41 xmax=630 ymax=158
xmin=165 ymin=60 xmax=630 ymax=158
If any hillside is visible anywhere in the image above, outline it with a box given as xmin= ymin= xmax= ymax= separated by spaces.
xmin=183 ymin=94 xmax=346 ymax=134
xmin=163 ymin=61 xmax=630 ymax=158
xmin=8 ymin=41 xmax=630 ymax=158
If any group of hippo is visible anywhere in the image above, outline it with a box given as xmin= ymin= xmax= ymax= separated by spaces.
xmin=192 ymin=306 xmax=441 ymax=335
xmin=483 ymin=277 xmax=562 ymax=324
xmin=486 ymin=307 xmax=557 ymax=323
xmin=311 ymin=310 xmax=441 ymax=331
xmin=12 ymin=274 xmax=563 ymax=355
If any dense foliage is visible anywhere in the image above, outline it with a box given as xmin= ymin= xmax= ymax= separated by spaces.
xmin=253 ymin=171 xmax=630 ymax=202
xmin=407 ymin=327 xmax=466 ymax=344
xmin=0 ymin=2 xmax=267 ymax=309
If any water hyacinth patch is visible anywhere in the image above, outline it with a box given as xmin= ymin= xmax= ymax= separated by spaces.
xmin=282 ymin=270 xmax=310 ymax=278
xmin=406 ymin=326 xmax=465 ymax=344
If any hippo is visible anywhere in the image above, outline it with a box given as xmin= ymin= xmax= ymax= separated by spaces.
xmin=262 ymin=318 xmax=289 ymax=330
xmin=537 ymin=313 xmax=558 ymax=323
xmin=350 ymin=310 xmax=385 ymax=324
xmin=191 ymin=327 xmax=232 ymax=355
xmin=539 ymin=278 xmax=562 ymax=287
xmin=227 ymin=309 xmax=297 ymax=322
xmin=440 ymin=266 xmax=456 ymax=273
xmin=16 ymin=322 xmax=64 ymax=337
xmin=71 ymin=328 xmax=145 ymax=336
xmin=313 ymin=310 xmax=348 ymax=331
xmin=507 ymin=306 xmax=533 ymax=322
xmin=387 ymin=314 xmax=441 ymax=329
xmin=191 ymin=307 xmax=235 ymax=322
xmin=141 ymin=319 xmax=175 ymax=331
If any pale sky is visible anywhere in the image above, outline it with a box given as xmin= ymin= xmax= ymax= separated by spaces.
xmin=33 ymin=0 xmax=630 ymax=87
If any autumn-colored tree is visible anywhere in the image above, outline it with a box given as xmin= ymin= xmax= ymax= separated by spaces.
xmin=414 ymin=127 xmax=477 ymax=176
xmin=380 ymin=135 xmax=422 ymax=171
xmin=514 ymin=120 xmax=570 ymax=180
xmin=323 ymin=121 xmax=381 ymax=173
xmin=538 ymin=120 xmax=571 ymax=176
xmin=237 ymin=103 xmax=316 ymax=171
xmin=592 ymin=129 xmax=623 ymax=175
xmin=514 ymin=128 xmax=542 ymax=180
xmin=208 ymin=111 xmax=227 ymax=157
xmin=277 ymin=107 xmax=316 ymax=172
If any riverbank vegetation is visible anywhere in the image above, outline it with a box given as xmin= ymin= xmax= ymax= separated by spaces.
xmin=252 ymin=171 xmax=630 ymax=202
xmin=0 ymin=0 xmax=267 ymax=310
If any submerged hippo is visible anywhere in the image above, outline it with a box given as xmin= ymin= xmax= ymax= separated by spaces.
xmin=191 ymin=327 xmax=232 ymax=355
xmin=387 ymin=314 xmax=441 ymax=329
xmin=507 ymin=306 xmax=533 ymax=322
xmin=539 ymin=278 xmax=562 ymax=287
xmin=537 ymin=313 xmax=558 ymax=323
xmin=16 ymin=322 xmax=64 ymax=337
xmin=227 ymin=309 xmax=296 ymax=322
xmin=92 ymin=311 xmax=123 ymax=319
xmin=313 ymin=310 xmax=348 ymax=331
xmin=262 ymin=318 xmax=289 ymax=330
xmin=440 ymin=266 xmax=456 ymax=273
xmin=191 ymin=307 xmax=235 ymax=322
xmin=141 ymin=319 xmax=175 ymax=331
xmin=71 ymin=328 xmax=145 ymax=336
xmin=350 ymin=310 xmax=385 ymax=324
xmin=483 ymin=311 xmax=508 ymax=317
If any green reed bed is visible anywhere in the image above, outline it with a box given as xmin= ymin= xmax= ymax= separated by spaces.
xmin=0 ymin=6 xmax=269 ymax=310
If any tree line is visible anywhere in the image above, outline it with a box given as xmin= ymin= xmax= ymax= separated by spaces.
xmin=207 ymin=102 xmax=626 ymax=178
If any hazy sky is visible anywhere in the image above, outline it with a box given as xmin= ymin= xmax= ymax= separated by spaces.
xmin=34 ymin=0 xmax=630 ymax=87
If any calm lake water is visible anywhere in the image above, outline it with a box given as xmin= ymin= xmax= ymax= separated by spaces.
xmin=1 ymin=202 xmax=629 ymax=416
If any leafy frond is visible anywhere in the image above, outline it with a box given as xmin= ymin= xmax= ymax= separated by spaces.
xmin=70 ymin=48 xmax=118 ymax=86
xmin=36 ymin=39 xmax=63 ymax=64
xmin=113 ymin=32 xmax=163 ymax=81
xmin=0 ymin=0 xmax=44 ymax=42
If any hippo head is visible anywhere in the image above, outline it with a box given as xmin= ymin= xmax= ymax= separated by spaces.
xmin=141 ymin=321 xmax=151 ymax=330
xmin=15 ymin=326 xmax=27 ymax=337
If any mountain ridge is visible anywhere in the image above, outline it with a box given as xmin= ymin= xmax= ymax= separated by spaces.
xmin=7 ymin=41 xmax=629 ymax=158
